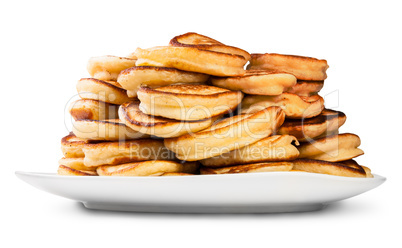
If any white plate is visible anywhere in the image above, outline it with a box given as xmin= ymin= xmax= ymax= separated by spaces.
xmin=15 ymin=171 xmax=386 ymax=213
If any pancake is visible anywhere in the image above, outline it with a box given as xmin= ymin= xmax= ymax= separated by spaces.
xmin=97 ymin=160 xmax=199 ymax=176
xmin=164 ymin=106 xmax=285 ymax=161
xmin=211 ymin=69 xmax=297 ymax=95
xmin=247 ymin=53 xmax=329 ymax=81
xmin=83 ymin=139 xmax=175 ymax=167
xmin=119 ymin=101 xmax=220 ymax=138
xmin=76 ymin=78 xmax=133 ymax=105
xmin=61 ymin=132 xmax=93 ymax=158
xmin=72 ymin=119 xmax=148 ymax=141
xmin=68 ymin=99 xmax=119 ymax=121
xmin=169 ymin=32 xmax=251 ymax=61
xmin=286 ymin=80 xmax=324 ymax=97
xmin=338 ymin=159 xmax=373 ymax=178
xmin=278 ymin=109 xmax=347 ymax=142
xmin=291 ymin=159 xmax=367 ymax=178
xmin=58 ymin=157 xmax=96 ymax=171
xmin=134 ymin=46 xmax=247 ymax=76
xmin=298 ymin=133 xmax=364 ymax=162
xmin=240 ymin=93 xmax=324 ymax=119
xmin=87 ymin=55 xmax=136 ymax=81
xmin=200 ymin=162 xmax=293 ymax=175
xmin=201 ymin=135 xmax=299 ymax=167
xmin=57 ymin=165 xmax=98 ymax=176
xmin=117 ymin=66 xmax=209 ymax=97
xmin=137 ymin=84 xmax=243 ymax=121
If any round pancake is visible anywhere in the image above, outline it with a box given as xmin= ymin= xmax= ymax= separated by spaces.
xmin=134 ymin=46 xmax=247 ymax=76
xmin=61 ymin=132 xmax=93 ymax=158
xmin=76 ymin=78 xmax=133 ymax=105
xmin=291 ymin=158 xmax=367 ymax=178
xmin=137 ymin=84 xmax=243 ymax=121
xmin=211 ymin=69 xmax=297 ymax=95
xmin=119 ymin=101 xmax=220 ymax=138
xmin=68 ymin=99 xmax=119 ymax=121
xmin=97 ymin=160 xmax=199 ymax=176
xmin=83 ymin=139 xmax=175 ymax=167
xmin=201 ymin=135 xmax=300 ymax=167
xmin=286 ymin=80 xmax=324 ymax=97
xmin=72 ymin=119 xmax=148 ymax=141
xmin=200 ymin=162 xmax=293 ymax=175
xmin=298 ymin=133 xmax=364 ymax=162
xmin=247 ymin=53 xmax=329 ymax=81
xmin=87 ymin=55 xmax=136 ymax=81
xmin=58 ymin=157 xmax=96 ymax=171
xmin=278 ymin=109 xmax=347 ymax=142
xmin=240 ymin=93 xmax=324 ymax=119
xmin=164 ymin=106 xmax=285 ymax=161
xmin=169 ymin=32 xmax=251 ymax=61
xmin=57 ymin=165 xmax=98 ymax=176
xmin=117 ymin=66 xmax=209 ymax=97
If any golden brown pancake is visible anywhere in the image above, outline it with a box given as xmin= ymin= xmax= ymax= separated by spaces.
xmin=278 ymin=109 xmax=347 ymax=142
xmin=169 ymin=32 xmax=251 ymax=61
xmin=240 ymin=93 xmax=324 ymax=119
xmin=68 ymin=99 xmax=119 ymax=121
xmin=134 ymin=46 xmax=247 ymax=76
xmin=57 ymin=165 xmax=98 ymax=176
xmin=58 ymin=157 xmax=97 ymax=171
xmin=87 ymin=55 xmax=136 ymax=81
xmin=61 ymin=132 xmax=93 ymax=158
xmin=291 ymin=159 xmax=367 ymax=178
xmin=200 ymin=162 xmax=293 ymax=175
xmin=164 ymin=106 xmax=285 ymax=161
xmin=286 ymin=80 xmax=324 ymax=97
xmin=201 ymin=135 xmax=299 ymax=167
xmin=83 ymin=139 xmax=175 ymax=167
xmin=159 ymin=172 xmax=195 ymax=176
xmin=76 ymin=78 xmax=133 ymax=105
xmin=119 ymin=101 xmax=220 ymax=138
xmin=117 ymin=66 xmax=209 ymax=97
xmin=137 ymin=84 xmax=243 ymax=121
xmin=298 ymin=133 xmax=364 ymax=162
xmin=247 ymin=53 xmax=329 ymax=81
xmin=211 ymin=69 xmax=297 ymax=95
xmin=96 ymin=160 xmax=199 ymax=176
xmin=338 ymin=159 xmax=373 ymax=178
xmin=72 ymin=119 xmax=148 ymax=141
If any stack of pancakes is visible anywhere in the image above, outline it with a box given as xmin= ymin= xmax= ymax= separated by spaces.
xmin=58 ymin=32 xmax=372 ymax=178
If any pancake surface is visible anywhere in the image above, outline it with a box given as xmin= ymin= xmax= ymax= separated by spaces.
xmin=169 ymin=32 xmax=251 ymax=61
xmin=240 ymin=93 xmax=324 ymax=119
xmin=69 ymin=99 xmax=119 ymax=121
xmin=87 ymin=55 xmax=136 ymax=81
xmin=77 ymin=78 xmax=133 ymax=105
xmin=61 ymin=132 xmax=92 ymax=158
xmin=298 ymin=133 xmax=364 ymax=162
xmin=291 ymin=158 xmax=367 ymax=177
xmin=164 ymin=106 xmax=285 ymax=161
xmin=278 ymin=109 xmax=347 ymax=142
xmin=200 ymin=162 xmax=293 ymax=175
xmin=286 ymin=80 xmax=324 ymax=97
xmin=72 ymin=119 xmax=148 ymax=141
xmin=57 ymin=165 xmax=98 ymax=176
xmin=83 ymin=139 xmax=175 ymax=167
xmin=119 ymin=101 xmax=219 ymax=138
xmin=211 ymin=69 xmax=297 ymax=95
xmin=58 ymin=157 xmax=96 ymax=171
xmin=137 ymin=84 xmax=243 ymax=121
xmin=247 ymin=53 xmax=329 ymax=81
xmin=117 ymin=66 xmax=209 ymax=97
xmin=134 ymin=46 xmax=247 ymax=76
xmin=201 ymin=135 xmax=299 ymax=167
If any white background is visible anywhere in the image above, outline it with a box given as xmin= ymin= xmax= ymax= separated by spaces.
xmin=2 ymin=0 xmax=401 ymax=247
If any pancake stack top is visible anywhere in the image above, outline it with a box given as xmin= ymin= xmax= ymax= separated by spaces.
xmin=58 ymin=32 xmax=372 ymax=178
